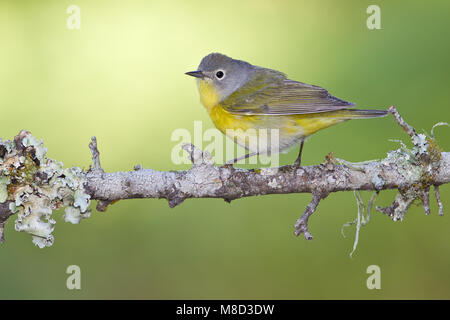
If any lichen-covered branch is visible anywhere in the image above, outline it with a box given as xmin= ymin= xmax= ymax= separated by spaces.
xmin=0 ymin=131 xmax=90 ymax=247
xmin=0 ymin=106 xmax=448 ymax=247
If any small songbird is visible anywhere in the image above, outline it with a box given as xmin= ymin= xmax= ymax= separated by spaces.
xmin=186 ymin=53 xmax=387 ymax=165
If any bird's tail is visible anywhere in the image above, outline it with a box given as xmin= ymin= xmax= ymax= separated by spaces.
xmin=339 ymin=108 xmax=389 ymax=119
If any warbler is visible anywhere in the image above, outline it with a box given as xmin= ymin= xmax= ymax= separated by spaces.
xmin=186 ymin=53 xmax=387 ymax=165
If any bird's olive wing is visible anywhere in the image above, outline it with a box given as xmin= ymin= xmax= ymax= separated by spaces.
xmin=222 ymin=77 xmax=355 ymax=115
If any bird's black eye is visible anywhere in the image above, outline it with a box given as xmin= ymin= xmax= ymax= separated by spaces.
xmin=215 ymin=70 xmax=224 ymax=79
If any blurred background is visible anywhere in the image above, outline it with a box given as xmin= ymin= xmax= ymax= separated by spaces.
xmin=0 ymin=0 xmax=449 ymax=299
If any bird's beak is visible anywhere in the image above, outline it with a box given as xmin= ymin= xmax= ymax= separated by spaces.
xmin=185 ymin=70 xmax=205 ymax=79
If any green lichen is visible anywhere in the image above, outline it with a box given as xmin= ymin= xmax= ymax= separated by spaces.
xmin=379 ymin=125 xmax=445 ymax=221
xmin=0 ymin=131 xmax=91 ymax=248
xmin=0 ymin=176 xmax=9 ymax=203
xmin=371 ymin=175 xmax=384 ymax=190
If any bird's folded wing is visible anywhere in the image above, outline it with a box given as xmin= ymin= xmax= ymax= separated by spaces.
xmin=222 ymin=78 xmax=355 ymax=115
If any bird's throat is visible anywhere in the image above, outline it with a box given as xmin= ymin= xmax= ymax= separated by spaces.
xmin=198 ymin=79 xmax=220 ymax=113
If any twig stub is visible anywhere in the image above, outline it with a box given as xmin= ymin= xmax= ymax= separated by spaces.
xmin=89 ymin=136 xmax=103 ymax=173
xmin=294 ymin=192 xmax=328 ymax=240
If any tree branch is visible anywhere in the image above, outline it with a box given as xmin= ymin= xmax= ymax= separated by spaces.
xmin=0 ymin=201 xmax=14 ymax=243
xmin=0 ymin=106 xmax=448 ymax=246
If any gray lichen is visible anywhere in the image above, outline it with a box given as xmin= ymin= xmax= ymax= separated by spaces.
xmin=376 ymin=126 xmax=442 ymax=221
xmin=371 ymin=175 xmax=385 ymax=190
xmin=0 ymin=131 xmax=91 ymax=248
xmin=339 ymin=115 xmax=446 ymax=255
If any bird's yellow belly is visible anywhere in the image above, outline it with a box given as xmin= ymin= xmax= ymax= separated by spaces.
xmin=208 ymin=105 xmax=344 ymax=154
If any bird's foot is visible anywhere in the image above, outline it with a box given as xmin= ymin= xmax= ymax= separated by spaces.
xmin=220 ymin=163 xmax=234 ymax=170
xmin=293 ymin=158 xmax=302 ymax=168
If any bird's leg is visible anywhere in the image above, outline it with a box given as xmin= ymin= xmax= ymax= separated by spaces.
xmin=293 ymin=140 xmax=305 ymax=167
xmin=226 ymin=152 xmax=258 ymax=165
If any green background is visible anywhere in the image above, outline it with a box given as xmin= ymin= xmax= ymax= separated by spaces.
xmin=1 ymin=0 xmax=449 ymax=299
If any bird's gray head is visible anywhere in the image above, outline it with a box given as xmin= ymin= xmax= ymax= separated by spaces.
xmin=185 ymin=53 xmax=257 ymax=101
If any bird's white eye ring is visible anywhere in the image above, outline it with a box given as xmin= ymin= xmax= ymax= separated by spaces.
xmin=215 ymin=70 xmax=225 ymax=79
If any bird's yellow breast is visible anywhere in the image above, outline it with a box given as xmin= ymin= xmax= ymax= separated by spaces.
xmin=197 ymin=79 xmax=264 ymax=133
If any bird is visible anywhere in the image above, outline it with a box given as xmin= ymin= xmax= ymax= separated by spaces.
xmin=186 ymin=53 xmax=387 ymax=166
